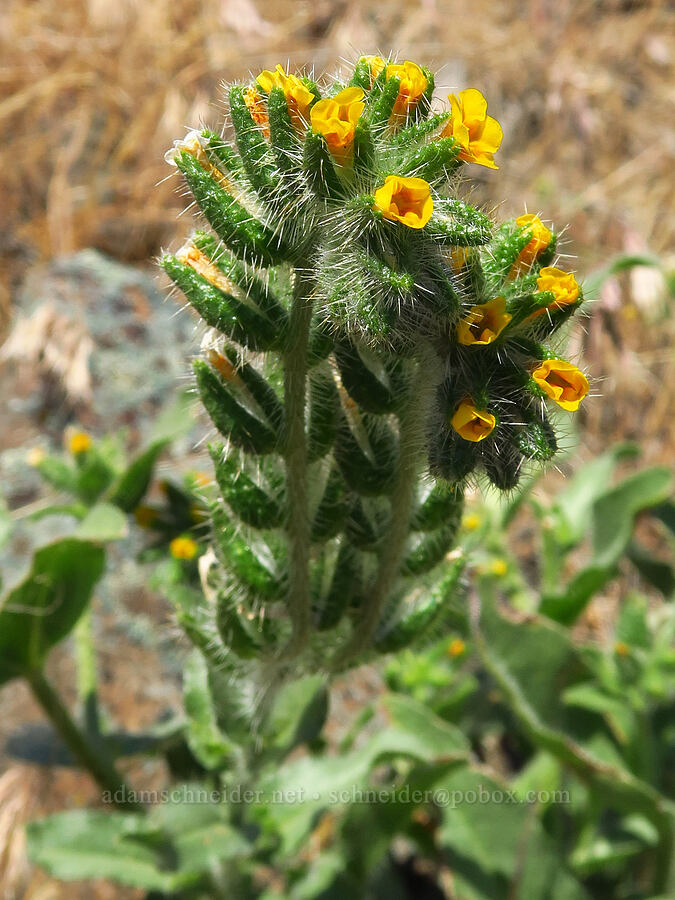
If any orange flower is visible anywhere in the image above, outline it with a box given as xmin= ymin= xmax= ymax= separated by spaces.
xmin=68 ymin=431 xmax=92 ymax=455
xmin=310 ymin=87 xmax=365 ymax=163
xmin=457 ymin=296 xmax=511 ymax=346
xmin=363 ymin=55 xmax=386 ymax=82
xmin=509 ymin=214 xmax=552 ymax=278
xmin=386 ymin=60 xmax=428 ymax=119
xmin=531 ymin=359 xmax=589 ymax=411
xmin=442 ymin=89 xmax=502 ymax=169
xmin=256 ymin=64 xmax=315 ymax=129
xmin=531 ymin=266 xmax=580 ymax=318
xmin=447 ymin=638 xmax=466 ymax=657
xmin=373 ymin=175 xmax=433 ymax=229
xmin=451 ymin=399 xmax=496 ymax=442
xmin=244 ymin=86 xmax=269 ymax=137
xmin=170 ymin=535 xmax=199 ymax=560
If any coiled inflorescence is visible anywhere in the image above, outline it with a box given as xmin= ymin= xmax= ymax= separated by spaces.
xmin=161 ymin=55 xmax=589 ymax=669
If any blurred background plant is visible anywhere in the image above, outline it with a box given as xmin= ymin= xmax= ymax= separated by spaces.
xmin=0 ymin=1 xmax=673 ymax=898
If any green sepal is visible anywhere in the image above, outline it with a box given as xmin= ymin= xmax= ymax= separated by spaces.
xmin=412 ymin=482 xmax=464 ymax=531
xmin=107 ymin=440 xmax=168 ymax=513
xmin=389 ymin=113 xmax=450 ymax=148
xmin=411 ymin=67 xmax=435 ymax=122
xmin=334 ymin=417 xmax=396 ymax=496
xmin=428 ymin=430 xmax=479 ymax=483
xmin=374 ymin=557 xmax=464 ymax=652
xmin=346 ymin=497 xmax=389 ymax=550
xmin=334 ymin=340 xmax=398 ymax=414
xmin=311 ymin=468 xmax=348 ymax=542
xmin=366 ymin=76 xmax=400 ymax=132
xmin=299 ymin=76 xmax=322 ymax=106
xmin=401 ymin=521 xmax=460 ymax=576
xmin=398 ymin=137 xmax=460 ymax=182
xmin=175 ymin=151 xmax=284 ymax=266
xmin=209 ymin=445 xmax=284 ymax=529
xmin=216 ymin=593 xmax=264 ymax=659
xmin=192 ymin=231 xmax=289 ymax=329
xmin=267 ymin=87 xmax=301 ymax=176
xmin=483 ymin=443 xmax=523 ymax=491
xmin=228 ymin=85 xmax=277 ymax=194
xmin=514 ymin=412 xmax=558 ymax=462
xmin=211 ymin=505 xmax=280 ymax=600
xmin=525 ymin=296 xmax=583 ymax=339
xmin=199 ymin=129 xmax=246 ymax=182
xmin=315 ymin=543 xmax=361 ymax=630
xmin=352 ymin=122 xmax=376 ymax=184
xmin=193 ymin=360 xmax=277 ymax=455
xmin=349 ymin=58 xmax=373 ymax=91
xmin=307 ymin=370 xmax=340 ymax=462
xmin=303 ymin=131 xmax=345 ymax=200
xmin=35 ymin=457 xmax=77 ymax=494
xmin=307 ymin=321 xmax=334 ymax=366
xmin=74 ymin=450 xmax=116 ymax=505
xmin=162 ymin=256 xmax=279 ymax=351
xmin=428 ymin=199 xmax=492 ymax=246
xmin=222 ymin=349 xmax=284 ymax=432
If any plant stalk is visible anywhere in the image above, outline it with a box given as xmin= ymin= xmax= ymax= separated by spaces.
xmin=28 ymin=669 xmax=140 ymax=811
xmin=281 ymin=267 xmax=315 ymax=653
xmin=333 ymin=343 xmax=440 ymax=666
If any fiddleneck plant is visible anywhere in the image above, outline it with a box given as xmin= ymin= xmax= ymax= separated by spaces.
xmin=161 ymin=55 xmax=589 ymax=679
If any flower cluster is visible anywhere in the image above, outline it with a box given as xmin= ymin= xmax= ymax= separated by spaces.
xmin=164 ymin=54 xmax=589 ymax=500
xmin=160 ymin=52 xmax=592 ymax=671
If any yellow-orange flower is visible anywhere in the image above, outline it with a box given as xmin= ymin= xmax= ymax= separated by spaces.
xmin=68 ymin=431 xmax=92 ymax=455
xmin=256 ymin=64 xmax=315 ymax=129
xmin=532 ymin=266 xmax=580 ymax=318
xmin=386 ymin=60 xmax=428 ymax=119
xmin=363 ymin=55 xmax=386 ymax=82
xmin=442 ymin=89 xmax=502 ymax=169
xmin=457 ymin=296 xmax=511 ymax=346
xmin=310 ymin=87 xmax=365 ymax=163
xmin=373 ymin=175 xmax=433 ymax=229
xmin=509 ymin=214 xmax=552 ymax=278
xmin=490 ymin=559 xmax=508 ymax=577
xmin=451 ymin=399 xmax=496 ymax=442
xmin=244 ymin=86 xmax=269 ymax=137
xmin=170 ymin=535 xmax=199 ymax=560
xmin=532 ymin=359 xmax=589 ymax=411
xmin=462 ymin=513 xmax=482 ymax=531
xmin=447 ymin=638 xmax=466 ymax=658
xmin=449 ymin=246 xmax=470 ymax=273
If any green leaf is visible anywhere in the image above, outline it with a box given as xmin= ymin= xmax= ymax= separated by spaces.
xmin=183 ymin=652 xmax=236 ymax=770
xmin=35 ymin=456 xmax=78 ymax=493
xmin=626 ymin=541 xmax=675 ymax=597
xmin=107 ymin=439 xmax=169 ymax=513
xmin=27 ymin=811 xmax=177 ymax=891
xmin=592 ymin=467 xmax=673 ymax=568
xmin=75 ymin=503 xmax=129 ymax=542
xmin=540 ymin=565 xmax=614 ymax=625
xmin=255 ymin=693 xmax=468 ymax=853
xmin=0 ymin=539 xmax=105 ymax=684
xmin=551 ymin=443 xmax=639 ymax=548
xmin=437 ymin=766 xmax=591 ymax=900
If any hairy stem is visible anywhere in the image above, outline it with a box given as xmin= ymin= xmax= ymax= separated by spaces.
xmin=28 ymin=669 xmax=140 ymax=811
xmin=281 ymin=268 xmax=315 ymax=653
xmin=333 ymin=343 xmax=440 ymax=666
